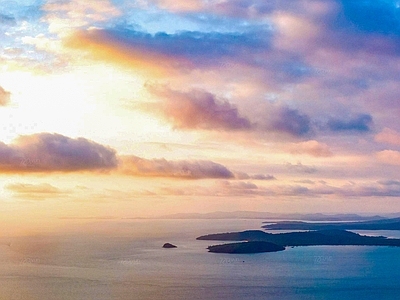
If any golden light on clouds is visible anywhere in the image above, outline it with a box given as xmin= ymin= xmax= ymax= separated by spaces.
xmin=64 ymin=29 xmax=184 ymax=77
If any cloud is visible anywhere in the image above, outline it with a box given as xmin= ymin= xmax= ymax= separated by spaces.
xmin=376 ymin=150 xmax=400 ymax=166
xmin=0 ymin=133 xmax=117 ymax=173
xmin=144 ymin=86 xmax=313 ymax=137
xmin=251 ymin=174 xmax=276 ymax=180
xmin=65 ymin=27 xmax=270 ymax=73
xmin=6 ymin=183 xmax=62 ymax=194
xmin=286 ymin=162 xmax=318 ymax=174
xmin=216 ymin=180 xmax=260 ymax=196
xmin=157 ymin=180 xmax=263 ymax=197
xmin=337 ymin=181 xmax=400 ymax=198
xmin=5 ymin=183 xmax=67 ymax=200
xmin=58 ymin=2 xmax=394 ymax=142
xmin=154 ymin=0 xmax=204 ymax=12
xmin=377 ymin=180 xmax=400 ymax=186
xmin=145 ymin=86 xmax=252 ymax=131
xmin=0 ymin=86 xmax=10 ymax=106
xmin=142 ymin=177 xmax=400 ymax=199
xmin=234 ymin=171 xmax=276 ymax=180
xmin=327 ymin=114 xmax=373 ymax=132
xmin=120 ymin=155 xmax=235 ymax=179
xmin=375 ymin=128 xmax=400 ymax=146
xmin=147 ymin=0 xmax=332 ymax=19
xmin=0 ymin=13 xmax=16 ymax=26
xmin=288 ymin=140 xmax=333 ymax=157
xmin=43 ymin=0 xmax=120 ymax=34
xmin=268 ymin=106 xmax=311 ymax=136
xmin=294 ymin=179 xmax=316 ymax=185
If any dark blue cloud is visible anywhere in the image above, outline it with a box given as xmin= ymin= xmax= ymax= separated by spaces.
xmin=378 ymin=180 xmax=400 ymax=186
xmin=81 ymin=25 xmax=319 ymax=84
xmin=98 ymin=27 xmax=271 ymax=65
xmin=272 ymin=58 xmax=316 ymax=82
xmin=0 ymin=13 xmax=16 ymax=25
xmin=271 ymin=107 xmax=311 ymax=136
xmin=328 ymin=114 xmax=373 ymax=132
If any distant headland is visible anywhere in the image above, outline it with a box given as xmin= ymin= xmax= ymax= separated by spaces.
xmin=263 ymin=217 xmax=400 ymax=231
xmin=197 ymin=229 xmax=400 ymax=248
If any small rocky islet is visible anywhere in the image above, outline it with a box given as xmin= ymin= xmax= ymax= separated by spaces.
xmin=162 ymin=243 xmax=177 ymax=248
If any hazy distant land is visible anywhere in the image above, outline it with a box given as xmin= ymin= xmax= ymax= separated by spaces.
xmin=161 ymin=211 xmax=387 ymax=221
xmin=263 ymin=217 xmax=400 ymax=231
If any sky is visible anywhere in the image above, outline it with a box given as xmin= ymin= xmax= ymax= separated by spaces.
xmin=1 ymin=0 xmax=400 ymax=232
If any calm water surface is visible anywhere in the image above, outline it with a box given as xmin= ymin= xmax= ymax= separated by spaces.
xmin=0 ymin=219 xmax=399 ymax=299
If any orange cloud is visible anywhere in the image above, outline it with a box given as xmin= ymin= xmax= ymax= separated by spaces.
xmin=6 ymin=183 xmax=61 ymax=194
xmin=288 ymin=140 xmax=333 ymax=157
xmin=64 ymin=29 xmax=186 ymax=77
xmin=5 ymin=183 xmax=68 ymax=200
xmin=0 ymin=86 xmax=10 ymax=106
xmin=155 ymin=0 xmax=203 ymax=12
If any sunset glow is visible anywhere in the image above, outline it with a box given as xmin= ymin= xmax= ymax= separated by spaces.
xmin=1 ymin=0 xmax=400 ymax=235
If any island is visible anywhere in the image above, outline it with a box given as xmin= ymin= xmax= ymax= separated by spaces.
xmin=207 ymin=241 xmax=285 ymax=253
xmin=197 ymin=229 xmax=400 ymax=247
xmin=162 ymin=243 xmax=177 ymax=248
xmin=262 ymin=217 xmax=400 ymax=231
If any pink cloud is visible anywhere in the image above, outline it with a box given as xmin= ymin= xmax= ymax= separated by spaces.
xmin=120 ymin=155 xmax=235 ymax=179
xmin=376 ymin=150 xmax=400 ymax=166
xmin=144 ymin=86 xmax=312 ymax=137
xmin=153 ymin=0 xmax=203 ymax=12
xmin=375 ymin=128 xmax=400 ymax=146
xmin=144 ymin=86 xmax=252 ymax=131
xmin=150 ymin=179 xmax=400 ymax=199
xmin=288 ymin=140 xmax=333 ymax=157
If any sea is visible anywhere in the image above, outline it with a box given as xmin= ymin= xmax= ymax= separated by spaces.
xmin=0 ymin=219 xmax=400 ymax=300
